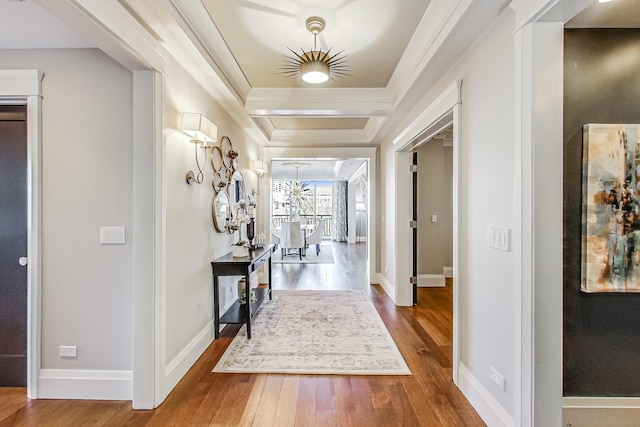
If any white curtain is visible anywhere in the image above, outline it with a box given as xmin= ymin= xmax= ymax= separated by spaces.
xmin=332 ymin=181 xmax=348 ymax=242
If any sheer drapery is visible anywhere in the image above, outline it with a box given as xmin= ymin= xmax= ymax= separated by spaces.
xmin=331 ymin=181 xmax=348 ymax=242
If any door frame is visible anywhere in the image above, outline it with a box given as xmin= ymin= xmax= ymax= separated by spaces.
xmin=393 ymin=80 xmax=462 ymax=383
xmin=0 ymin=70 xmax=43 ymax=398
xmin=264 ymin=146 xmax=378 ymax=284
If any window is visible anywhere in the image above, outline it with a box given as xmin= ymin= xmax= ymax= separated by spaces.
xmin=271 ymin=180 xmax=333 ymax=237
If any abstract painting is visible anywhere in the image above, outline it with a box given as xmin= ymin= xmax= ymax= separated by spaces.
xmin=582 ymin=124 xmax=640 ymax=293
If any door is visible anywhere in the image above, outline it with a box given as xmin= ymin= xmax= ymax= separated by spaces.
xmin=412 ymin=151 xmax=418 ymax=305
xmin=0 ymin=105 xmax=28 ymax=386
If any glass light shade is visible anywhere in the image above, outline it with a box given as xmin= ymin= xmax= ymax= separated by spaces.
xmin=181 ymin=113 xmax=218 ymax=146
xmin=301 ymin=60 xmax=329 ymax=84
xmin=253 ymin=160 xmax=267 ymax=175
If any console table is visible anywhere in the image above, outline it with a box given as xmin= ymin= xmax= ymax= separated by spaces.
xmin=211 ymin=245 xmax=274 ymax=339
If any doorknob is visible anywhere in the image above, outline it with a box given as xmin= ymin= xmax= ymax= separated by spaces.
xmin=18 ymin=257 xmax=28 ymax=266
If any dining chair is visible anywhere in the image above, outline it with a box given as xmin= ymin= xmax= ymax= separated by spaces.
xmin=280 ymin=221 xmax=303 ymax=260
xmin=271 ymin=227 xmax=280 ymax=248
xmin=305 ymin=218 xmax=324 ymax=255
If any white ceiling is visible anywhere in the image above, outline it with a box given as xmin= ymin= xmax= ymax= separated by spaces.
xmin=0 ymin=0 xmax=637 ymax=154
xmin=270 ymin=159 xmax=365 ymax=181
xmin=117 ymin=0 xmax=508 ymax=146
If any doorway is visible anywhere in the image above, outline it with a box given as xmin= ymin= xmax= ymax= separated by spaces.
xmin=0 ymin=105 xmax=28 ymax=386
xmin=264 ymin=146 xmax=378 ymax=284
xmin=413 ymin=128 xmax=454 ymax=298
xmin=393 ymin=79 xmax=461 ymax=383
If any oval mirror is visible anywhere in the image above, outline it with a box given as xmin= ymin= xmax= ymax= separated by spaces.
xmin=212 ymin=191 xmax=230 ymax=232
xmin=228 ymin=170 xmax=246 ymax=205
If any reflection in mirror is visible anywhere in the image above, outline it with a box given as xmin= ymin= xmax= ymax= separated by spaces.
xmin=229 ymin=170 xmax=246 ymax=205
xmin=212 ymin=191 xmax=230 ymax=232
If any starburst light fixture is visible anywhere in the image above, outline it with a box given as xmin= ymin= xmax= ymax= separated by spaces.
xmin=280 ymin=16 xmax=351 ymax=84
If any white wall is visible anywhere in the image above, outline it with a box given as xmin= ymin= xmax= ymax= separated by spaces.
xmin=161 ymin=57 xmax=262 ymax=396
xmin=0 ymin=49 xmax=134 ymax=386
xmin=379 ymin=9 xmax=517 ymax=423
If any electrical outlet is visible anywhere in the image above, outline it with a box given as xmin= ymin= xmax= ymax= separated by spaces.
xmin=59 ymin=345 xmax=77 ymax=358
xmin=490 ymin=367 xmax=505 ymax=390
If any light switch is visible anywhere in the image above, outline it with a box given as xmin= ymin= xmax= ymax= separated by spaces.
xmin=431 ymin=214 xmax=438 ymax=223
xmin=100 ymin=226 xmax=126 ymax=245
xmin=488 ymin=227 xmax=510 ymax=251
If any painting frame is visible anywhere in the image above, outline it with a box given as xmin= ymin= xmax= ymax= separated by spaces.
xmin=581 ymin=123 xmax=640 ymax=293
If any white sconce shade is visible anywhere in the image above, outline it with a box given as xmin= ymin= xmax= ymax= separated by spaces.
xmin=181 ymin=113 xmax=218 ymax=146
xmin=253 ymin=160 xmax=267 ymax=175
xmin=253 ymin=160 xmax=267 ymax=195
xmin=181 ymin=112 xmax=218 ymax=184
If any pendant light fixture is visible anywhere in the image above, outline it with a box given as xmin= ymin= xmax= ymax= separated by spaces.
xmin=280 ymin=16 xmax=351 ymax=84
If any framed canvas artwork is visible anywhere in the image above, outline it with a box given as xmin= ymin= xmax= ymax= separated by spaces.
xmin=582 ymin=123 xmax=640 ymax=293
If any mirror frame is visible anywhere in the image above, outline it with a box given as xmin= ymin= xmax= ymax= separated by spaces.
xmin=212 ymin=191 xmax=230 ymax=232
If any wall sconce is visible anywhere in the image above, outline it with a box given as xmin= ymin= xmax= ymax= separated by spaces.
xmin=181 ymin=112 xmax=218 ymax=184
xmin=253 ymin=160 xmax=267 ymax=195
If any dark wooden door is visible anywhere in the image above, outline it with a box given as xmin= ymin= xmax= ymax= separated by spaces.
xmin=0 ymin=105 xmax=28 ymax=386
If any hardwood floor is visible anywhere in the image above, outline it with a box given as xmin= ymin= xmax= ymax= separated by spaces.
xmin=0 ymin=242 xmax=484 ymax=426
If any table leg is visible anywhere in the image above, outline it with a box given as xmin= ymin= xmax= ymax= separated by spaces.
xmin=244 ymin=271 xmax=251 ymax=339
xmin=268 ymin=254 xmax=272 ymax=301
xmin=213 ymin=273 xmax=220 ymax=339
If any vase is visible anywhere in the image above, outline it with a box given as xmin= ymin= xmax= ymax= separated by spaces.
xmin=246 ymin=218 xmax=255 ymax=246
xmin=232 ymin=245 xmax=248 ymax=257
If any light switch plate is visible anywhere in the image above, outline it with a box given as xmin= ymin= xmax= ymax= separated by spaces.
xmin=431 ymin=214 xmax=438 ymax=223
xmin=488 ymin=227 xmax=510 ymax=251
xmin=100 ymin=226 xmax=126 ymax=245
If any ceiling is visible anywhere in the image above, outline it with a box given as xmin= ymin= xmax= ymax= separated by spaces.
xmin=108 ymin=0 xmax=509 ymax=146
xmin=0 ymin=0 xmax=637 ymax=156
xmin=270 ymin=159 xmax=366 ymax=181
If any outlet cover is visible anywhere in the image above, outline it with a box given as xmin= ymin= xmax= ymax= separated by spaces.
xmin=490 ymin=366 xmax=505 ymax=390
xmin=59 ymin=345 xmax=77 ymax=358
xmin=100 ymin=227 xmax=126 ymax=245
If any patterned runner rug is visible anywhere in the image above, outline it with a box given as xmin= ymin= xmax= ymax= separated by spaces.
xmin=213 ymin=290 xmax=411 ymax=375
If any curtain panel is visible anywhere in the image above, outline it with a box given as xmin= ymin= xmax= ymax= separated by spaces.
xmin=332 ymin=181 xmax=348 ymax=242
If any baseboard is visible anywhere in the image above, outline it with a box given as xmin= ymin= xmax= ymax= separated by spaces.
xmin=163 ymin=321 xmax=214 ymax=400
xmin=457 ymin=363 xmax=514 ymax=427
xmin=417 ymin=274 xmax=445 ymax=287
xmin=376 ymin=273 xmax=396 ymax=304
xmin=563 ymin=397 xmax=640 ymax=427
xmin=443 ymin=266 xmax=453 ymax=278
xmin=38 ymin=369 xmax=132 ymax=400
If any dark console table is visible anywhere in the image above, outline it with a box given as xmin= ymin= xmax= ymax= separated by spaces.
xmin=211 ymin=245 xmax=274 ymax=339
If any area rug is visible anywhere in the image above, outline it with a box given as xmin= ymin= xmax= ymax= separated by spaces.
xmin=272 ymin=244 xmax=335 ymax=264
xmin=213 ymin=290 xmax=411 ymax=375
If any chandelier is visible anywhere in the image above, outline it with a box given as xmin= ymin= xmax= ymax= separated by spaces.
xmin=280 ymin=16 xmax=351 ymax=84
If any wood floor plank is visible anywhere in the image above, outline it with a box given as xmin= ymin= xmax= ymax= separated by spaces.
xmin=272 ymin=375 xmax=299 ymax=427
xmin=293 ymin=376 xmax=316 ymax=427
xmin=0 ymin=243 xmax=485 ymax=426
xmin=237 ymin=374 xmax=267 ymax=426
xmin=251 ymin=374 xmax=284 ymax=427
